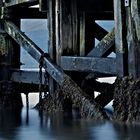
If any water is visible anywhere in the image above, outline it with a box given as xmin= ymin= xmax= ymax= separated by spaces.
xmin=0 ymin=106 xmax=140 ymax=140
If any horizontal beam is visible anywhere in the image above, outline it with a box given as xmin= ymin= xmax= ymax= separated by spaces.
xmin=87 ymin=28 xmax=115 ymax=57
xmin=15 ymin=82 xmax=48 ymax=93
xmin=8 ymin=8 xmax=47 ymax=19
xmin=11 ymin=69 xmax=45 ymax=84
xmin=90 ymin=12 xmax=114 ymax=20
xmin=78 ymin=0 xmax=113 ymax=12
xmin=4 ymin=21 xmax=65 ymax=86
xmin=5 ymin=0 xmax=38 ymax=7
xmin=61 ymin=56 xmax=116 ymax=75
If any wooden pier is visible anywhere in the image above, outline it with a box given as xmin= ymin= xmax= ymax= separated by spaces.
xmin=0 ymin=0 xmax=140 ymax=121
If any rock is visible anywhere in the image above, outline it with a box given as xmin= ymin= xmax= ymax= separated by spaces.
xmin=113 ymin=76 xmax=140 ymax=123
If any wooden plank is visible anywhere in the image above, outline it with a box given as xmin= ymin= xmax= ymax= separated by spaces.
xmin=5 ymin=0 xmax=38 ymax=7
xmin=114 ymin=0 xmax=128 ymax=77
xmin=87 ymin=28 xmax=115 ymax=57
xmin=126 ymin=0 xmax=140 ymax=78
xmin=61 ymin=56 xmax=116 ymax=75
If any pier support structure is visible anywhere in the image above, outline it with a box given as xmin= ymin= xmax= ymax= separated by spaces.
xmin=0 ymin=2 xmax=22 ymax=109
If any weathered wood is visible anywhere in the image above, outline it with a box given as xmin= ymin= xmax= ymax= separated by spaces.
xmin=5 ymin=0 xmax=38 ymax=7
xmin=4 ymin=21 xmax=65 ymax=85
xmin=126 ymin=0 xmax=140 ymax=78
xmin=61 ymin=56 xmax=116 ymax=75
xmin=114 ymin=0 xmax=128 ymax=77
xmin=4 ymin=21 xmax=107 ymax=119
xmin=48 ymin=0 xmax=56 ymax=94
xmin=11 ymin=69 xmax=45 ymax=85
xmin=0 ymin=20 xmax=20 ymax=81
xmin=79 ymin=12 xmax=85 ymax=56
xmin=60 ymin=0 xmax=78 ymax=55
xmin=87 ymin=28 xmax=115 ymax=57
xmin=55 ymin=0 xmax=61 ymax=65
xmin=39 ymin=0 xmax=47 ymax=12
xmin=71 ymin=0 xmax=78 ymax=55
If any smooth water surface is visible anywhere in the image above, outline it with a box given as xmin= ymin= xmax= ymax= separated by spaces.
xmin=0 ymin=107 xmax=140 ymax=140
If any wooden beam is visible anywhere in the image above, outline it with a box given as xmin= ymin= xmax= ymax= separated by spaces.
xmin=5 ymin=0 xmax=38 ymax=7
xmin=48 ymin=0 xmax=56 ymax=95
xmin=88 ymin=12 xmax=114 ymax=20
xmin=114 ymin=0 xmax=128 ymax=77
xmin=39 ymin=0 xmax=47 ymax=12
xmin=7 ymin=8 xmax=47 ymax=19
xmin=60 ymin=0 xmax=78 ymax=55
xmin=55 ymin=0 xmax=61 ymax=65
xmin=61 ymin=56 xmax=116 ymax=75
xmin=126 ymin=0 xmax=140 ymax=78
xmin=4 ymin=21 xmax=65 ymax=85
xmin=87 ymin=28 xmax=115 ymax=57
xmin=15 ymin=82 xmax=48 ymax=93
xmin=78 ymin=0 xmax=113 ymax=12
xmin=85 ymin=14 xmax=95 ymax=54
xmin=11 ymin=69 xmax=45 ymax=85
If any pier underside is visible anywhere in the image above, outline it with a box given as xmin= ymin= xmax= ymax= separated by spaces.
xmin=0 ymin=0 xmax=140 ymax=122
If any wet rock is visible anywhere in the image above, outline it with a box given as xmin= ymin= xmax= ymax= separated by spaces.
xmin=37 ymin=75 xmax=108 ymax=120
xmin=113 ymin=76 xmax=140 ymax=123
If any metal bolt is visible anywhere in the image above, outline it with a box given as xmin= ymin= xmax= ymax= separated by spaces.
xmin=125 ymin=0 xmax=129 ymax=7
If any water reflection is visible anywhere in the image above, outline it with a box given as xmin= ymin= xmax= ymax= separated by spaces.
xmin=0 ymin=108 xmax=140 ymax=140
xmin=0 ymin=109 xmax=21 ymax=140
xmin=113 ymin=122 xmax=140 ymax=140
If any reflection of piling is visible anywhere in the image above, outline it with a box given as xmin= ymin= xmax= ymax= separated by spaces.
xmin=25 ymin=92 xmax=29 ymax=109
xmin=26 ymin=106 xmax=29 ymax=125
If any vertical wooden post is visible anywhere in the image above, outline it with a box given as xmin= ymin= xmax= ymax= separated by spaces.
xmin=114 ymin=0 xmax=128 ymax=77
xmin=0 ymin=12 xmax=22 ymax=109
xmin=48 ymin=0 xmax=56 ymax=95
xmin=71 ymin=0 xmax=78 ymax=55
xmin=126 ymin=0 xmax=140 ymax=78
xmin=85 ymin=14 xmax=95 ymax=55
xmin=55 ymin=0 xmax=61 ymax=65
xmin=79 ymin=12 xmax=85 ymax=56
xmin=60 ymin=0 xmax=78 ymax=56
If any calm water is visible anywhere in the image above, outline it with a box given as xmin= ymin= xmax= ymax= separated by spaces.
xmin=0 ymin=107 xmax=140 ymax=140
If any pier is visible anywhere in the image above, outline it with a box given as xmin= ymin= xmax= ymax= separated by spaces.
xmin=0 ymin=0 xmax=140 ymax=122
